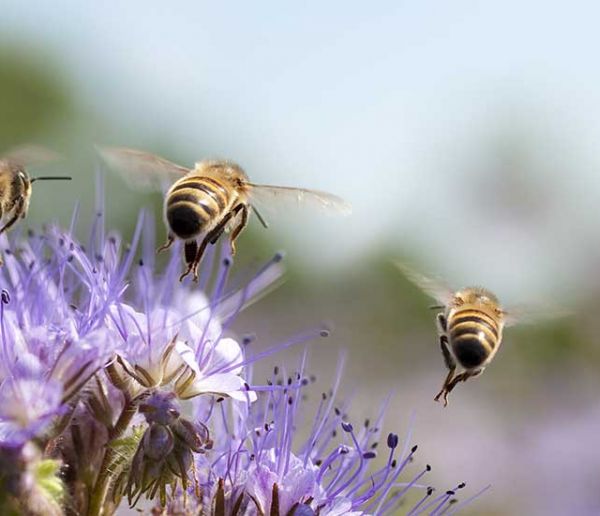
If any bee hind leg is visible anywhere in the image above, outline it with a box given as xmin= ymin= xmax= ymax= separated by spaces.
xmin=440 ymin=368 xmax=484 ymax=405
xmin=227 ymin=204 xmax=248 ymax=256
xmin=180 ymin=212 xmax=236 ymax=283
xmin=179 ymin=240 xmax=199 ymax=282
xmin=0 ymin=200 xmax=26 ymax=235
xmin=208 ymin=211 xmax=234 ymax=245
xmin=157 ymin=234 xmax=175 ymax=254
xmin=434 ymin=335 xmax=456 ymax=407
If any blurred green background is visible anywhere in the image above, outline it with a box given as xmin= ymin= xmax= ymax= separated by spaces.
xmin=3 ymin=2 xmax=600 ymax=514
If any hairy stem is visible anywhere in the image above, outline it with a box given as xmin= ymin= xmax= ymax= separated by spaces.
xmin=88 ymin=396 xmax=138 ymax=516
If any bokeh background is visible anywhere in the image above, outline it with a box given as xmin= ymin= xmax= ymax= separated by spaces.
xmin=3 ymin=2 xmax=600 ymax=514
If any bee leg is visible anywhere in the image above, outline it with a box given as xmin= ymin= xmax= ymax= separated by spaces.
xmin=186 ymin=213 xmax=236 ymax=282
xmin=157 ymin=234 xmax=175 ymax=254
xmin=434 ymin=336 xmax=456 ymax=406
xmin=190 ymin=237 xmax=212 ymax=282
xmin=208 ymin=212 xmax=234 ymax=245
xmin=434 ymin=372 xmax=454 ymax=407
xmin=179 ymin=238 xmax=210 ymax=283
xmin=436 ymin=313 xmax=447 ymax=333
xmin=228 ymin=204 xmax=248 ymax=256
xmin=442 ymin=368 xmax=483 ymax=404
xmin=0 ymin=202 xmax=24 ymax=235
xmin=179 ymin=240 xmax=199 ymax=282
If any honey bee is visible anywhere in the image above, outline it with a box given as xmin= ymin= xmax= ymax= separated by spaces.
xmin=97 ymin=147 xmax=351 ymax=281
xmin=395 ymin=263 xmax=520 ymax=407
xmin=0 ymin=146 xmax=71 ymax=236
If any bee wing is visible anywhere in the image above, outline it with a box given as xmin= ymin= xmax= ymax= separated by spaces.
xmin=3 ymin=145 xmax=61 ymax=167
xmin=247 ymin=183 xmax=352 ymax=220
xmin=501 ymin=304 xmax=572 ymax=328
xmin=96 ymin=146 xmax=190 ymax=191
xmin=393 ymin=261 xmax=455 ymax=307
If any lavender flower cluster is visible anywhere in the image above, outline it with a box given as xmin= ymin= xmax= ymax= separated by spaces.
xmin=0 ymin=207 xmax=486 ymax=515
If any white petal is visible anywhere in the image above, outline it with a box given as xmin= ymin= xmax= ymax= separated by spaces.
xmin=174 ymin=291 xmax=223 ymax=342
xmin=227 ymin=389 xmax=258 ymax=403
xmin=207 ymin=337 xmax=244 ymax=375
xmin=245 ymin=466 xmax=278 ymax=514
xmin=177 ymin=372 xmax=254 ymax=401
xmin=322 ymin=498 xmax=362 ymax=516
xmin=173 ymin=340 xmax=201 ymax=374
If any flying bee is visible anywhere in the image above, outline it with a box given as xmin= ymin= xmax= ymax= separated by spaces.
xmin=97 ymin=147 xmax=351 ymax=281
xmin=0 ymin=146 xmax=72 ymax=237
xmin=395 ymin=263 xmax=524 ymax=407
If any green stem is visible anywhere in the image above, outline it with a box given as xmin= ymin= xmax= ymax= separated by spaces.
xmin=88 ymin=396 xmax=138 ymax=516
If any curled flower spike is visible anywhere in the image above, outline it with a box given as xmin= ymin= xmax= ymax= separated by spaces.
xmin=124 ymin=391 xmax=212 ymax=506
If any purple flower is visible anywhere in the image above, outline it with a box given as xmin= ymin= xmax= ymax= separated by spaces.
xmin=0 ymin=204 xmax=487 ymax=515
xmin=194 ymin=355 xmax=487 ymax=515
xmin=0 ymin=375 xmax=63 ymax=446
xmin=110 ymin=302 xmax=257 ymax=402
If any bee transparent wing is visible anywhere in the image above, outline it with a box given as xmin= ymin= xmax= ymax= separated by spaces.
xmin=393 ymin=261 xmax=455 ymax=307
xmin=501 ymin=304 xmax=572 ymax=328
xmin=247 ymin=183 xmax=352 ymax=220
xmin=96 ymin=146 xmax=190 ymax=191
xmin=3 ymin=145 xmax=61 ymax=168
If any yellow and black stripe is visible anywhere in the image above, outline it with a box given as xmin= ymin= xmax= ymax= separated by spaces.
xmin=448 ymin=308 xmax=499 ymax=368
xmin=166 ymin=176 xmax=231 ymax=239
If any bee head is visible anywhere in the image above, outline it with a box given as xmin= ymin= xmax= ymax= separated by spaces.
xmin=454 ymin=287 xmax=501 ymax=312
xmin=195 ymin=160 xmax=249 ymax=187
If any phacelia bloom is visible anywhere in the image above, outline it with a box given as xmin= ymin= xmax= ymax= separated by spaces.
xmin=191 ymin=355 xmax=488 ymax=515
xmin=0 ymin=204 xmax=487 ymax=515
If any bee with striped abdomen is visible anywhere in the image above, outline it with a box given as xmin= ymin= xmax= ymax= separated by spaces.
xmin=98 ymin=147 xmax=351 ymax=282
xmin=0 ymin=146 xmax=71 ymax=236
xmin=395 ymin=263 xmax=516 ymax=407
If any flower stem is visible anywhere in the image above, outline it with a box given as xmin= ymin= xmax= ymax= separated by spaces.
xmin=88 ymin=396 xmax=138 ymax=516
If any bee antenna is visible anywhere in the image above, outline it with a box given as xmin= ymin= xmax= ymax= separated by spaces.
xmin=30 ymin=176 xmax=73 ymax=183
xmin=251 ymin=205 xmax=269 ymax=229
xmin=429 ymin=304 xmax=445 ymax=310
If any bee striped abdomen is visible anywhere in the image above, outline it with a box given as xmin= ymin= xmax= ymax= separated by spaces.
xmin=448 ymin=309 xmax=499 ymax=368
xmin=166 ymin=176 xmax=231 ymax=240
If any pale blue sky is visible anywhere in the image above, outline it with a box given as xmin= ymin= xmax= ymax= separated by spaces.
xmin=2 ymin=1 xmax=600 ymax=298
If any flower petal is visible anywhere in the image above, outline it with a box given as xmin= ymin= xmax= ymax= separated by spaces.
xmin=177 ymin=372 xmax=255 ymax=402
xmin=207 ymin=337 xmax=244 ymax=375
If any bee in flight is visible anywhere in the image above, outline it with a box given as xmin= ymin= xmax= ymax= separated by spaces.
xmin=395 ymin=263 xmax=521 ymax=407
xmin=97 ymin=147 xmax=351 ymax=281
xmin=0 ymin=146 xmax=72 ymax=236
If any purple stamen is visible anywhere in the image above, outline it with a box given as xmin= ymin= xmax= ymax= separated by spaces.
xmin=374 ymin=464 xmax=430 ymax=514
xmin=194 ymin=256 xmax=231 ymax=366
xmin=214 ymin=327 xmax=329 ymax=375
xmin=302 ymin=352 xmax=346 ymax=466
xmin=410 ymin=482 xmax=466 ymax=516
xmin=443 ymin=485 xmax=491 ymax=516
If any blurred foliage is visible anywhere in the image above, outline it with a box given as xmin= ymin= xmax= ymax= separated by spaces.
xmin=0 ymin=46 xmax=72 ymax=152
